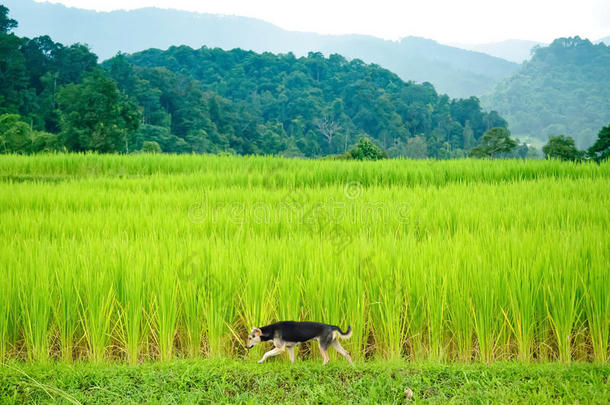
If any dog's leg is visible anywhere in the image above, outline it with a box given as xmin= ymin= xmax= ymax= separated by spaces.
xmin=286 ymin=346 xmax=295 ymax=363
xmin=258 ymin=347 xmax=285 ymax=364
xmin=318 ymin=344 xmax=330 ymax=365
xmin=331 ymin=339 xmax=353 ymax=364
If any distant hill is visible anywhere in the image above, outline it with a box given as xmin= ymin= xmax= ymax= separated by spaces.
xmin=3 ymin=0 xmax=519 ymax=98
xmin=110 ymin=45 xmax=507 ymax=157
xmin=483 ymin=37 xmax=610 ymax=148
xmin=458 ymin=40 xmax=545 ymax=63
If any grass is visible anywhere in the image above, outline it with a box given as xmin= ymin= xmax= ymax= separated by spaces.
xmin=0 ymin=360 xmax=608 ymax=403
xmin=0 ymin=154 xmax=608 ymax=364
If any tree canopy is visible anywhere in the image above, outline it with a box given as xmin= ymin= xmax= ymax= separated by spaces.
xmin=588 ymin=124 xmax=610 ymax=162
xmin=542 ymin=135 xmax=583 ymax=161
xmin=109 ymin=46 xmax=507 ymax=157
xmin=469 ymin=127 xmax=517 ymax=158
xmin=0 ymin=5 xmax=17 ymax=34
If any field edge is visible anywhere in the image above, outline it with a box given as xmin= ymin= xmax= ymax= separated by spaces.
xmin=1 ymin=360 xmax=608 ymax=403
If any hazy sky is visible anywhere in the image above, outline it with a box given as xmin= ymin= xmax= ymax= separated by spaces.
xmin=39 ymin=0 xmax=610 ymax=44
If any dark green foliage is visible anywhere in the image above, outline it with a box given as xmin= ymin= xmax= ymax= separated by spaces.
xmin=484 ymin=37 xmax=610 ymax=148
xmin=469 ymin=127 xmax=517 ymax=158
xmin=0 ymin=5 xmax=17 ymax=34
xmin=0 ymin=26 xmax=99 ymax=132
xmin=57 ymin=69 xmax=140 ymax=153
xmin=141 ymin=141 xmax=162 ymax=154
xmin=0 ymin=114 xmax=31 ymax=153
xmin=0 ymin=113 xmax=61 ymax=153
xmin=111 ymin=46 xmax=505 ymax=157
xmin=542 ymin=135 xmax=584 ymax=161
xmin=588 ymin=124 xmax=610 ymax=162
xmin=349 ymin=137 xmax=388 ymax=160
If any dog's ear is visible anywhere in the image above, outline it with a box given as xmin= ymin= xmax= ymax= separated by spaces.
xmin=252 ymin=328 xmax=262 ymax=336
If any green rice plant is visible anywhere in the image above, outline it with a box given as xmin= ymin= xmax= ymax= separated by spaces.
xmin=53 ymin=264 xmax=80 ymax=363
xmin=78 ymin=262 xmax=115 ymax=362
xmin=274 ymin=261 xmax=303 ymax=324
xmin=300 ymin=252 xmax=351 ymax=360
xmin=238 ymin=253 xmax=278 ymax=330
xmin=366 ymin=256 xmax=408 ymax=360
xmin=424 ymin=269 xmax=448 ymax=361
xmin=469 ymin=249 xmax=505 ymax=364
xmin=544 ymin=245 xmax=582 ymax=363
xmin=502 ymin=265 xmax=541 ymax=362
xmin=500 ymin=234 xmax=543 ymax=362
xmin=19 ymin=262 xmax=52 ymax=363
xmin=202 ymin=251 xmax=238 ymax=357
xmin=151 ymin=262 xmax=180 ymax=362
xmin=115 ymin=257 xmax=146 ymax=364
xmin=178 ymin=252 xmax=207 ymax=359
xmin=446 ymin=238 xmax=475 ymax=361
xmin=0 ymin=266 xmax=16 ymax=361
xmin=338 ymin=250 xmax=368 ymax=360
xmin=580 ymin=237 xmax=609 ymax=363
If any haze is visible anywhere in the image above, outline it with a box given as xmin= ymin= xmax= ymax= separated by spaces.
xmin=38 ymin=0 xmax=609 ymax=44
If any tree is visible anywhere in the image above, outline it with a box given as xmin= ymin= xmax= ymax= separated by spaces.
xmin=0 ymin=6 xmax=17 ymax=34
xmin=58 ymin=70 xmax=140 ymax=152
xmin=141 ymin=141 xmax=162 ymax=153
xmin=314 ymin=115 xmax=340 ymax=145
xmin=403 ymin=135 xmax=428 ymax=159
xmin=588 ymin=124 xmax=610 ymax=162
xmin=349 ymin=137 xmax=388 ymax=161
xmin=542 ymin=135 xmax=583 ymax=161
xmin=462 ymin=121 xmax=475 ymax=151
xmin=0 ymin=114 xmax=32 ymax=153
xmin=0 ymin=33 xmax=28 ymax=116
xmin=469 ymin=127 xmax=517 ymax=158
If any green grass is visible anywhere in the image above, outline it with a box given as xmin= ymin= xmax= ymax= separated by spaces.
xmin=0 ymin=360 xmax=608 ymax=404
xmin=0 ymin=154 xmax=608 ymax=364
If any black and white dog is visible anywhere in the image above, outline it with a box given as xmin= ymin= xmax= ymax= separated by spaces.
xmin=246 ymin=321 xmax=353 ymax=364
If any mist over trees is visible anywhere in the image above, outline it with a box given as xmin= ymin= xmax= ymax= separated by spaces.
xmin=4 ymin=0 xmax=519 ymax=98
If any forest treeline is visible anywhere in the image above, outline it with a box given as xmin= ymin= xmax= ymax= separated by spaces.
xmin=1 ymin=6 xmax=608 ymax=160
xmin=0 ymin=5 xmax=513 ymax=159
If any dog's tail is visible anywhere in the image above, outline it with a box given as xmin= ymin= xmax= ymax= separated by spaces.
xmin=334 ymin=325 xmax=352 ymax=339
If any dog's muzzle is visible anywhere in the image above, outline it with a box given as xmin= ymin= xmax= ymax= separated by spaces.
xmin=246 ymin=345 xmax=253 ymax=350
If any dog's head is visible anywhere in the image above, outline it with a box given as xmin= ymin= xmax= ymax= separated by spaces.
xmin=246 ymin=327 xmax=262 ymax=349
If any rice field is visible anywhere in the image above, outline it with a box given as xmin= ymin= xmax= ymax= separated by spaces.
xmin=0 ymin=154 xmax=608 ymax=364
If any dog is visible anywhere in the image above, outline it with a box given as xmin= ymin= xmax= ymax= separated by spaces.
xmin=246 ymin=321 xmax=353 ymax=364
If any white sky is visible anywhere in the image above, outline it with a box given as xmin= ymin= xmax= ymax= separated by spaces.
xmin=38 ymin=0 xmax=610 ymax=44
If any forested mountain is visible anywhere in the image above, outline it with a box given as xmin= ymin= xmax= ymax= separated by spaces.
xmin=458 ymin=40 xmax=544 ymax=63
xmin=0 ymin=5 xmax=507 ymax=158
xmin=108 ymin=46 xmax=507 ymax=157
xmin=3 ymin=0 xmax=519 ymax=98
xmin=483 ymin=37 xmax=610 ymax=148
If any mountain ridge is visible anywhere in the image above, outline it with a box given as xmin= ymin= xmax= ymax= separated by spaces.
xmin=3 ymin=0 xmax=519 ymax=98
xmin=455 ymin=39 xmax=545 ymax=63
